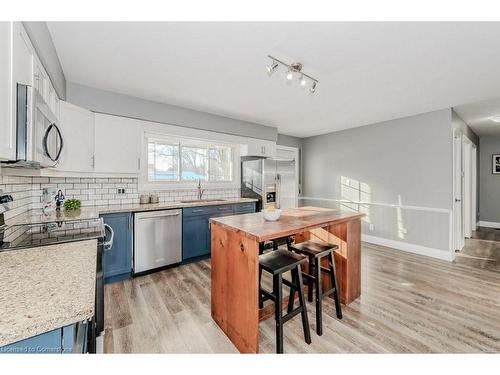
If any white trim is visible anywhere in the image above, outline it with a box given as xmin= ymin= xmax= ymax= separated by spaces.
xmin=276 ymin=145 xmax=300 ymax=208
xmin=362 ymin=234 xmax=453 ymax=262
xmin=471 ymin=144 xmax=478 ymax=231
xmin=478 ymin=220 xmax=500 ymax=229
xmin=298 ymin=196 xmax=452 ymax=214
xmin=138 ymin=130 xmax=241 ymax=192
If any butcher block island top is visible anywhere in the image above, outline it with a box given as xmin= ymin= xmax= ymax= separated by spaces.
xmin=210 ymin=206 xmax=365 ymax=353
xmin=209 ymin=206 xmax=364 ymax=242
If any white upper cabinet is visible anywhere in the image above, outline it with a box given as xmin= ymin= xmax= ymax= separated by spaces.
xmin=56 ymin=101 xmax=95 ymax=173
xmin=94 ymin=113 xmax=141 ymax=175
xmin=243 ymin=139 xmax=277 ymax=158
xmin=0 ymin=22 xmax=14 ymax=160
xmin=12 ymin=23 xmax=33 ymax=90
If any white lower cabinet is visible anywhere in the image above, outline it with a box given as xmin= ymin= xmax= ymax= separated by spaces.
xmin=55 ymin=101 xmax=95 ymax=173
xmin=93 ymin=113 xmax=141 ymax=174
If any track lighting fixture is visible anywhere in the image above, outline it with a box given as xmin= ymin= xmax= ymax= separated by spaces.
xmin=267 ymin=61 xmax=279 ymax=75
xmin=299 ymin=75 xmax=307 ymax=87
xmin=266 ymin=55 xmax=318 ymax=93
xmin=310 ymin=81 xmax=317 ymax=93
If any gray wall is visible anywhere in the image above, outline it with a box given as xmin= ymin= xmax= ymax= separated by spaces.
xmin=277 ymin=134 xmax=302 ymax=149
xmin=479 ymin=135 xmax=500 ymax=223
xmin=22 ymin=22 xmax=66 ymax=99
xmin=302 ymin=109 xmax=453 ymax=252
xmin=452 ymin=110 xmax=479 ymax=146
xmin=67 ymin=82 xmax=277 ymax=141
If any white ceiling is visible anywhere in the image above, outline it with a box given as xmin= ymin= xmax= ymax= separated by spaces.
xmin=454 ymin=98 xmax=500 ymax=136
xmin=47 ymin=22 xmax=500 ymax=138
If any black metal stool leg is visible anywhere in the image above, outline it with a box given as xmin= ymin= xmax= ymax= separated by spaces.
xmin=307 ymin=255 xmax=314 ymax=302
xmin=273 ymin=273 xmax=284 ymax=354
xmin=287 ymin=270 xmax=296 ymax=313
xmin=258 ymin=268 xmax=264 ymax=309
xmin=295 ymin=265 xmax=311 ymax=344
xmin=329 ymin=252 xmax=342 ymax=319
xmin=314 ymin=257 xmax=323 ymax=335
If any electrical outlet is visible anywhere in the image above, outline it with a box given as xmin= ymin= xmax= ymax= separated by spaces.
xmin=117 ymin=188 xmax=126 ymax=195
xmin=369 ymin=224 xmax=375 ymax=231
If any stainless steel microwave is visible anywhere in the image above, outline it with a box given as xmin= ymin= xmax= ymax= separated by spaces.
xmin=2 ymin=84 xmax=64 ymax=169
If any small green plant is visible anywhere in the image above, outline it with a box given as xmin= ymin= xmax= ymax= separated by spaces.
xmin=64 ymin=198 xmax=81 ymax=211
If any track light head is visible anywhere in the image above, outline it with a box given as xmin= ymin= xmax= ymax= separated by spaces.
xmin=267 ymin=61 xmax=279 ymax=75
xmin=299 ymin=75 xmax=307 ymax=87
xmin=310 ymin=81 xmax=317 ymax=93
xmin=286 ymin=70 xmax=294 ymax=81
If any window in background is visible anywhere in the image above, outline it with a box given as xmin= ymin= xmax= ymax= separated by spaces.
xmin=147 ymin=137 xmax=234 ymax=183
xmin=148 ymin=141 xmax=179 ymax=181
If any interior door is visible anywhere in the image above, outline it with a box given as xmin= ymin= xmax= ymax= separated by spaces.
xmin=471 ymin=145 xmax=478 ymax=231
xmin=453 ymin=132 xmax=464 ymax=251
xmin=463 ymin=138 xmax=472 ymax=238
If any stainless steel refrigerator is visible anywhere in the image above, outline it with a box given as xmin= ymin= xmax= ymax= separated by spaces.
xmin=241 ymin=150 xmax=297 ymax=211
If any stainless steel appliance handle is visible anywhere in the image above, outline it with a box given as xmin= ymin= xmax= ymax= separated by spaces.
xmin=42 ymin=122 xmax=64 ymax=162
xmin=103 ymin=224 xmax=114 ymax=251
xmin=137 ymin=211 xmax=180 ymax=219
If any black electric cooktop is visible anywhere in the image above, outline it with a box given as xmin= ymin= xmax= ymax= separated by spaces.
xmin=0 ymin=217 xmax=105 ymax=251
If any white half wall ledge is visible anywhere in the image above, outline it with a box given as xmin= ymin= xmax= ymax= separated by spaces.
xmin=478 ymin=221 xmax=500 ymax=229
xmin=362 ymin=234 xmax=454 ymax=262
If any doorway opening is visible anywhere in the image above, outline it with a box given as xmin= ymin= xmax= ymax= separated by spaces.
xmin=453 ymin=131 xmax=478 ymax=256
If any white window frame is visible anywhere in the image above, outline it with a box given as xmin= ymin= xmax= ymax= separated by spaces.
xmin=139 ymin=131 xmax=240 ymax=191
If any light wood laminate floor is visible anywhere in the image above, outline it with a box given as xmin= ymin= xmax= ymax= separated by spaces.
xmin=104 ymin=242 xmax=500 ymax=353
xmin=455 ymin=227 xmax=500 ymax=272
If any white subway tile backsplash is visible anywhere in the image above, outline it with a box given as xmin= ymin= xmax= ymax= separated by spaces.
xmin=50 ymin=177 xmax=66 ymax=183
xmin=1 ymin=174 xmax=240 ymax=222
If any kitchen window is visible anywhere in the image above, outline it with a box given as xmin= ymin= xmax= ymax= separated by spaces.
xmin=146 ymin=135 xmax=235 ymax=184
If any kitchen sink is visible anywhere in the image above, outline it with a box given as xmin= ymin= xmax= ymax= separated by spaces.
xmin=180 ymin=199 xmax=227 ymax=203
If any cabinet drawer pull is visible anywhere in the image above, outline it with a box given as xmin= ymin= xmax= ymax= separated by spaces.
xmin=192 ymin=209 xmax=204 ymax=213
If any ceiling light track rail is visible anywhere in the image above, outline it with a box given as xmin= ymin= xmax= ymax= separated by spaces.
xmin=267 ymin=55 xmax=318 ymax=84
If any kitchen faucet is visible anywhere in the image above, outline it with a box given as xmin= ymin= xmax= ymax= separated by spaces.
xmin=197 ymin=179 xmax=206 ymax=200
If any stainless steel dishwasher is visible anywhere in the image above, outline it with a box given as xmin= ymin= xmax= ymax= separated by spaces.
xmin=133 ymin=209 xmax=182 ymax=274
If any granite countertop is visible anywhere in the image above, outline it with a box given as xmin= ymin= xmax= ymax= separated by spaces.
xmin=0 ymin=239 xmax=97 ymax=347
xmin=9 ymin=197 xmax=258 ymax=224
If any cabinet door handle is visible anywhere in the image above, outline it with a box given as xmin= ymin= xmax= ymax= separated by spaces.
xmin=192 ymin=209 xmax=204 ymax=213
xmin=104 ymin=224 xmax=114 ymax=251
xmin=137 ymin=158 xmax=140 ymax=170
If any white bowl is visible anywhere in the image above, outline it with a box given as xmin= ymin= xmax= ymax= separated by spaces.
xmin=262 ymin=208 xmax=282 ymax=221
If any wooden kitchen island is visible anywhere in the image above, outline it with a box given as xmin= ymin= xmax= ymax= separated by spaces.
xmin=210 ymin=206 xmax=364 ymax=353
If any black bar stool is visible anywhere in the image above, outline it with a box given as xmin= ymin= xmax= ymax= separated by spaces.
xmin=259 ymin=249 xmax=312 ymax=353
xmin=289 ymin=240 xmax=342 ymax=336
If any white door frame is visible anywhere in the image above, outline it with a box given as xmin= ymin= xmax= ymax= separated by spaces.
xmin=452 ymin=131 xmax=478 ymax=255
xmin=453 ymin=130 xmax=464 ymax=254
xmin=462 ymin=136 xmax=472 ymax=239
xmin=471 ymin=144 xmax=478 ymax=231
xmin=276 ymin=145 xmax=300 ymax=208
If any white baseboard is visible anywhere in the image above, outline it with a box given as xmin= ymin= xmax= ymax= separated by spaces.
xmin=362 ymin=234 xmax=453 ymax=262
xmin=478 ymin=220 xmax=500 ymax=229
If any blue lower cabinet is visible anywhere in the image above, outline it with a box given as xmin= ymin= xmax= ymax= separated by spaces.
xmin=183 ymin=215 xmax=210 ymax=260
xmin=233 ymin=202 xmax=256 ymax=214
xmin=101 ymin=212 xmax=132 ymax=284
xmin=1 ymin=328 xmax=62 ymax=354
xmin=182 ymin=203 xmax=256 ymax=262
xmin=0 ymin=323 xmax=86 ymax=354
